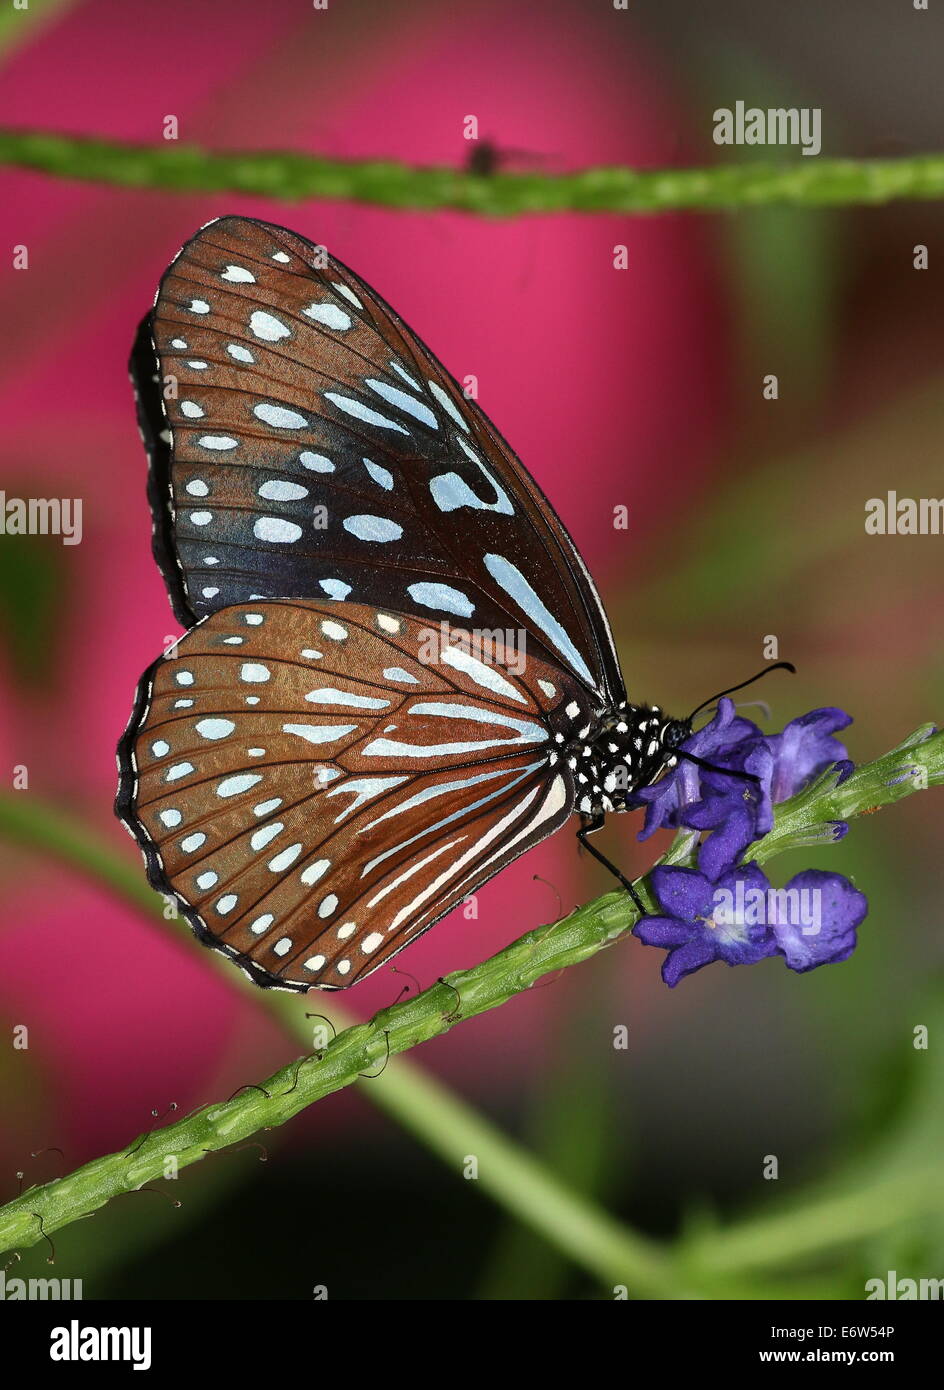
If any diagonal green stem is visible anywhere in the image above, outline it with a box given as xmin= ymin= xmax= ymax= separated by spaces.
xmin=2 ymin=130 xmax=944 ymax=214
xmin=0 ymin=724 xmax=940 ymax=1289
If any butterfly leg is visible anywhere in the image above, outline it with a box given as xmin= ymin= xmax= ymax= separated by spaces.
xmin=576 ymin=814 xmax=647 ymax=917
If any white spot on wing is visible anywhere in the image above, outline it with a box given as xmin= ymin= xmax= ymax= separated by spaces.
xmin=366 ymin=378 xmax=437 ymax=428
xmin=318 ymin=579 xmax=351 ymax=600
xmin=268 ymin=843 xmax=303 ymax=872
xmin=363 ymin=459 xmax=393 ymax=490
xmin=406 ymin=582 xmax=474 ymax=618
xmin=221 ymin=264 xmax=255 ymax=283
xmin=440 ymin=644 xmax=526 ymax=703
xmin=300 ymin=452 xmax=334 ymax=472
xmin=429 ymin=380 xmax=470 ymax=432
xmin=303 ymin=302 xmax=352 ymax=330
xmin=249 ymin=310 xmax=291 ymax=341
xmin=258 ymin=480 xmax=309 ymax=501
xmin=305 ymin=687 xmax=388 ymax=709
xmin=217 ymin=773 xmax=263 ymax=798
xmin=250 ymin=822 xmax=283 ymax=851
xmin=343 ymin=515 xmax=402 ymax=543
xmin=254 ymin=517 xmax=303 ymax=543
xmin=332 ymin=282 xmax=363 ymax=309
xmin=282 ymin=722 xmax=357 ymax=745
xmin=195 ymin=718 xmax=235 ymax=739
xmin=197 ymin=435 xmax=238 ymax=450
xmin=325 ymin=392 xmax=409 ymax=434
xmin=484 ymin=553 xmax=594 ymax=687
xmin=253 ymin=403 xmax=308 ymax=429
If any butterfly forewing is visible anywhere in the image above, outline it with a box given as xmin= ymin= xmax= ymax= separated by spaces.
xmin=117 ymin=600 xmax=579 ymax=988
xmin=133 ymin=216 xmax=624 ymax=704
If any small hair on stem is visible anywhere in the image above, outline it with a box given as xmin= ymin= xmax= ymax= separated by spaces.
xmin=390 ymin=964 xmax=423 ymax=999
xmin=127 ymin=1102 xmax=179 ymax=1156
xmin=532 ymin=872 xmax=563 ymax=921
xmin=30 ymin=1213 xmax=55 ymax=1265
xmin=303 ymin=1012 xmax=337 ymax=1043
xmin=226 ymin=1083 xmax=272 ymax=1103
xmin=438 ymin=977 xmax=462 ymax=1020
xmin=358 ymin=1030 xmax=391 ymax=1079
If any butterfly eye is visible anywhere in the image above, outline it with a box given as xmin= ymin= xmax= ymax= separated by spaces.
xmin=661 ymin=720 xmax=690 ymax=750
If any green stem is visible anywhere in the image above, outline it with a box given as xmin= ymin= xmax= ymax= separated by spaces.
xmin=2 ymin=130 xmax=944 ymax=214
xmin=0 ymin=724 xmax=940 ymax=1287
xmin=688 ymin=1169 xmax=942 ymax=1278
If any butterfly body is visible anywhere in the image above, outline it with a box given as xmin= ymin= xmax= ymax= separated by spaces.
xmin=118 ymin=215 xmax=686 ymax=989
xmin=566 ymin=705 xmax=686 ymax=818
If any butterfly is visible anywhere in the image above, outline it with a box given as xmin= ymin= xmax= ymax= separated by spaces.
xmin=116 ymin=215 xmax=768 ymax=992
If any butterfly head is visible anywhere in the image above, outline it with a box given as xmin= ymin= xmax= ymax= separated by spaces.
xmin=597 ymin=662 xmax=798 ymax=815
xmin=622 ymin=706 xmax=693 ymax=793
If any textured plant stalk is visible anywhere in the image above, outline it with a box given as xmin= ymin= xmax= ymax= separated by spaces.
xmin=0 ymin=726 xmax=940 ymax=1273
xmin=2 ymin=130 xmax=944 ymax=215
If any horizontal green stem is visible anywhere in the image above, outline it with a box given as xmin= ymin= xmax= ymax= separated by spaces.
xmin=3 ymin=129 xmax=944 ymax=214
xmin=0 ymin=723 xmax=940 ymax=1288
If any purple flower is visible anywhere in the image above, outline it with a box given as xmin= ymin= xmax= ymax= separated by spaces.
xmin=635 ymin=863 xmax=867 ymax=985
xmin=685 ymin=740 xmax=775 ymax=879
xmin=634 ymin=862 xmax=777 ymax=987
xmin=637 ymin=699 xmax=854 ymax=883
xmin=763 ymin=707 xmax=852 ymax=802
xmin=769 ymin=869 xmax=867 ymax=972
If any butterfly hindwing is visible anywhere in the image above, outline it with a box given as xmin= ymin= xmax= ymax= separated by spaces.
xmin=133 ymin=216 xmax=624 ymax=704
xmin=116 ymin=600 xmax=580 ymax=989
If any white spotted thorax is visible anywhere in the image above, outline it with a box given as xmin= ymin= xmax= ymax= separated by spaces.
xmin=550 ymin=700 xmax=691 ymax=817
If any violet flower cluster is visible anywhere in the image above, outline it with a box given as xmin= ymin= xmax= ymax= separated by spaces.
xmin=632 ymin=699 xmax=867 ymax=986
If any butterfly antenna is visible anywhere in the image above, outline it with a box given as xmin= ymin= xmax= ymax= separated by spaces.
xmin=687 ymin=661 xmax=795 ymax=724
xmin=674 ymin=748 xmax=760 ymax=785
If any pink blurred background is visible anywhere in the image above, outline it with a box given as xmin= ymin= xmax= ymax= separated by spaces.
xmin=3 ymin=0 xmax=942 ymax=1301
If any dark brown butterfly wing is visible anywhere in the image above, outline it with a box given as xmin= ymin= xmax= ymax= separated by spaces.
xmin=116 ymin=600 xmax=582 ymax=989
xmin=132 ymin=215 xmax=624 ymax=706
